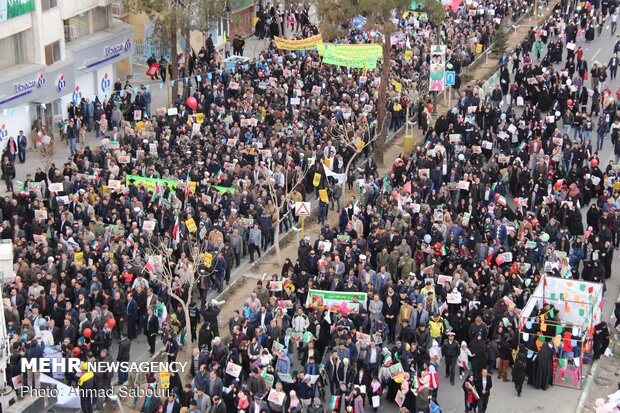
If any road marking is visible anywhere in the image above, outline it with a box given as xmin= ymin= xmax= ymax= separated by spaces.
xmin=592 ymin=47 xmax=602 ymax=60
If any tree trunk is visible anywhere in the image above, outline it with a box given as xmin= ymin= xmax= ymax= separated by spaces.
xmin=171 ymin=29 xmax=179 ymax=100
xmin=341 ymin=150 xmax=360 ymax=207
xmin=182 ymin=27 xmax=191 ymax=100
xmin=274 ymin=209 xmax=282 ymax=266
xmin=182 ymin=300 xmax=192 ymax=352
xmin=170 ymin=291 xmax=192 ymax=353
xmin=375 ymin=35 xmax=392 ymax=167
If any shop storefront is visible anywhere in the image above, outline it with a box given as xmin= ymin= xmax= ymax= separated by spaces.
xmin=0 ymin=59 xmax=73 ymax=149
xmin=65 ymin=26 xmax=133 ymax=115
xmin=0 ymin=25 xmax=132 ymax=151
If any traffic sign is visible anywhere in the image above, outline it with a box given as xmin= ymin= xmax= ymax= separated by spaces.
xmin=295 ymin=202 xmax=311 ymax=217
xmin=445 ymin=71 xmax=456 ymax=86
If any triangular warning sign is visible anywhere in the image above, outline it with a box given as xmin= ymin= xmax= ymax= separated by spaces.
xmin=295 ymin=202 xmax=311 ymax=216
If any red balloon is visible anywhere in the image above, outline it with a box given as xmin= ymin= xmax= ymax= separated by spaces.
xmin=427 ymin=104 xmax=434 ymax=112
xmin=107 ymin=319 xmax=116 ymax=329
xmin=72 ymin=347 xmax=81 ymax=357
xmin=591 ymin=158 xmax=599 ymax=167
xmin=567 ymin=99 xmax=573 ymax=106
xmin=494 ymin=193 xmax=501 ymax=200
xmin=186 ymin=96 xmax=197 ymax=109
xmin=258 ymin=70 xmax=264 ymax=79
xmin=83 ymin=328 xmax=92 ymax=338
xmin=496 ymin=255 xmax=505 ymax=265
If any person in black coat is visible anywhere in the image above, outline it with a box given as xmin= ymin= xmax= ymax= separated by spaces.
xmin=145 ymin=307 xmax=159 ymax=355
xmin=475 ymin=368 xmax=493 ymax=413
xmin=531 ymin=341 xmax=554 ymax=390
xmin=469 ymin=333 xmax=487 ymax=379
xmin=593 ymin=322 xmax=610 ymax=360
xmin=512 ymin=350 xmax=527 ymax=397
xmin=116 ymin=333 xmax=131 ymax=385
xmin=162 ymin=393 xmax=181 ymax=413
xmin=126 ymin=293 xmax=139 ymax=339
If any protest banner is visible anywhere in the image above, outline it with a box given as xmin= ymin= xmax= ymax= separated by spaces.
xmin=125 ymin=175 xmax=197 ymax=193
xmin=322 ymin=51 xmax=378 ymax=69
xmin=317 ymin=43 xmax=383 ymax=58
xmin=225 ymin=362 xmax=242 ymax=378
xmin=429 ymin=45 xmax=446 ymax=92
xmin=305 ymin=289 xmax=368 ymax=312
xmin=274 ymin=33 xmax=323 ymax=50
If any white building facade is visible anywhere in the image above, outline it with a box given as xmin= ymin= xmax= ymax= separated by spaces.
xmin=0 ymin=0 xmax=133 ymax=150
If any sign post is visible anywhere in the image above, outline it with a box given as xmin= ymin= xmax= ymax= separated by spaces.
xmin=294 ymin=202 xmax=311 ymax=237
xmin=445 ymin=71 xmax=456 ymax=109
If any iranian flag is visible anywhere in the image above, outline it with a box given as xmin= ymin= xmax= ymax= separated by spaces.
xmin=329 ymin=396 xmax=340 ymax=409
xmin=144 ymin=260 xmax=154 ymax=274
xmin=471 ymin=386 xmax=480 ymax=400
xmin=497 ymin=195 xmax=507 ymax=207
xmin=383 ymin=352 xmax=393 ymax=367
xmin=518 ymin=141 xmax=527 ymax=150
xmin=215 ymin=170 xmax=223 ymax=180
xmin=303 ymin=331 xmax=314 ymax=343
xmin=411 ymin=374 xmax=419 ymax=389
xmin=151 ymin=181 xmax=161 ymax=205
xmin=172 ymin=213 xmax=180 ymax=247
xmin=441 ymin=245 xmax=448 ymax=256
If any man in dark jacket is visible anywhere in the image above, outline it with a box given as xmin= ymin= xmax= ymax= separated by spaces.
xmin=441 ymin=331 xmax=460 ymax=385
xmin=126 ymin=292 xmax=139 ymax=339
xmin=145 ymin=307 xmax=159 ymax=355
xmin=1 ymin=156 xmax=14 ymax=193
xmin=116 ymin=333 xmax=131 ymax=384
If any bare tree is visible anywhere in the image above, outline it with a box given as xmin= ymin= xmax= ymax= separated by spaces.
xmin=259 ymin=164 xmax=309 ymax=266
xmin=326 ymin=112 xmax=390 ymax=204
xmin=38 ymin=137 xmax=57 ymax=176
xmin=137 ymin=231 xmax=220 ymax=352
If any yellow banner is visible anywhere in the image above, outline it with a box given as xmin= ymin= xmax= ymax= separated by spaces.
xmin=317 ymin=43 xmax=383 ymax=58
xmin=160 ymin=371 xmax=170 ymax=389
xmin=313 ymin=173 xmax=321 ymax=187
xmin=274 ymin=34 xmax=323 ymax=50
xmin=186 ymin=218 xmax=197 ymax=233
xmin=74 ymin=252 xmax=84 ymax=265
xmin=204 ymin=252 xmax=213 ymax=267
xmin=319 ymin=189 xmax=329 ymax=203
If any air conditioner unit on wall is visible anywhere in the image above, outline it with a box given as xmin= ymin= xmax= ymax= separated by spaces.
xmin=64 ymin=25 xmax=77 ymax=39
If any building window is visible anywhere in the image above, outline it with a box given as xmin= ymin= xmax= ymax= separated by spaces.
xmin=0 ymin=34 xmax=22 ymax=70
xmin=64 ymin=13 xmax=89 ymax=42
xmin=44 ymin=41 xmax=61 ymax=65
xmin=41 ymin=0 xmax=58 ymax=11
xmin=91 ymin=6 xmax=110 ymax=33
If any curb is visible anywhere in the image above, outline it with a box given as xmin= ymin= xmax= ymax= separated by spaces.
xmin=576 ymin=359 xmax=599 ymax=413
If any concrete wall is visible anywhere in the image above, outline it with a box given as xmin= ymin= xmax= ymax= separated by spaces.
xmin=58 ymin=0 xmax=111 ymax=20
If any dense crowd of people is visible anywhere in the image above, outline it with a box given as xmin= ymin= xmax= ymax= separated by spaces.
xmin=2 ymin=0 xmax=620 ymax=412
